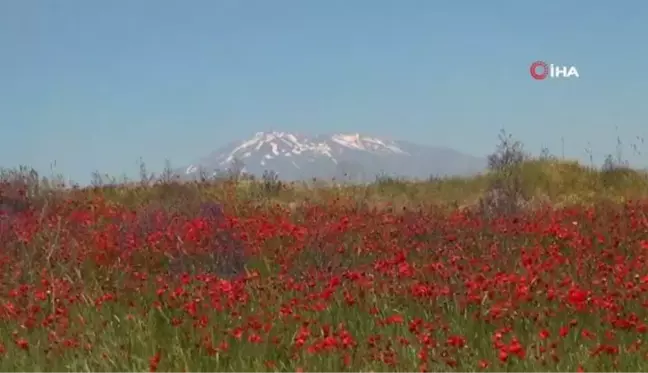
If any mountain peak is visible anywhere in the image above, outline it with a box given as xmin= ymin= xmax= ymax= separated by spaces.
xmin=182 ymin=130 xmax=487 ymax=181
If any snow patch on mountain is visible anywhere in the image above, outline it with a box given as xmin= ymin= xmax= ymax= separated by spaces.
xmin=185 ymin=131 xmax=408 ymax=174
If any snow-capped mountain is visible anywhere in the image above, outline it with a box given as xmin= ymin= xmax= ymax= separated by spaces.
xmin=181 ymin=131 xmax=487 ymax=181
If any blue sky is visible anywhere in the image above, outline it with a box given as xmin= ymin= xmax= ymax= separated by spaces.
xmin=1 ymin=0 xmax=647 ymax=183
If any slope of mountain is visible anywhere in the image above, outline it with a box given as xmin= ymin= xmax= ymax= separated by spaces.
xmin=181 ymin=131 xmax=487 ymax=181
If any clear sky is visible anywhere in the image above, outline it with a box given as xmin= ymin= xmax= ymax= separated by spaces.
xmin=1 ymin=0 xmax=647 ymax=183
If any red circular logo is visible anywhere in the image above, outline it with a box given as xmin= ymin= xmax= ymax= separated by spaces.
xmin=530 ymin=61 xmax=549 ymax=80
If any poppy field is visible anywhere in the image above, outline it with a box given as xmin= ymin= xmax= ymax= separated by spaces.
xmin=2 ymin=178 xmax=648 ymax=372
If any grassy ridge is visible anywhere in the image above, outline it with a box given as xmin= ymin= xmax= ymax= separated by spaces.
xmin=68 ymin=159 xmax=648 ymax=212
